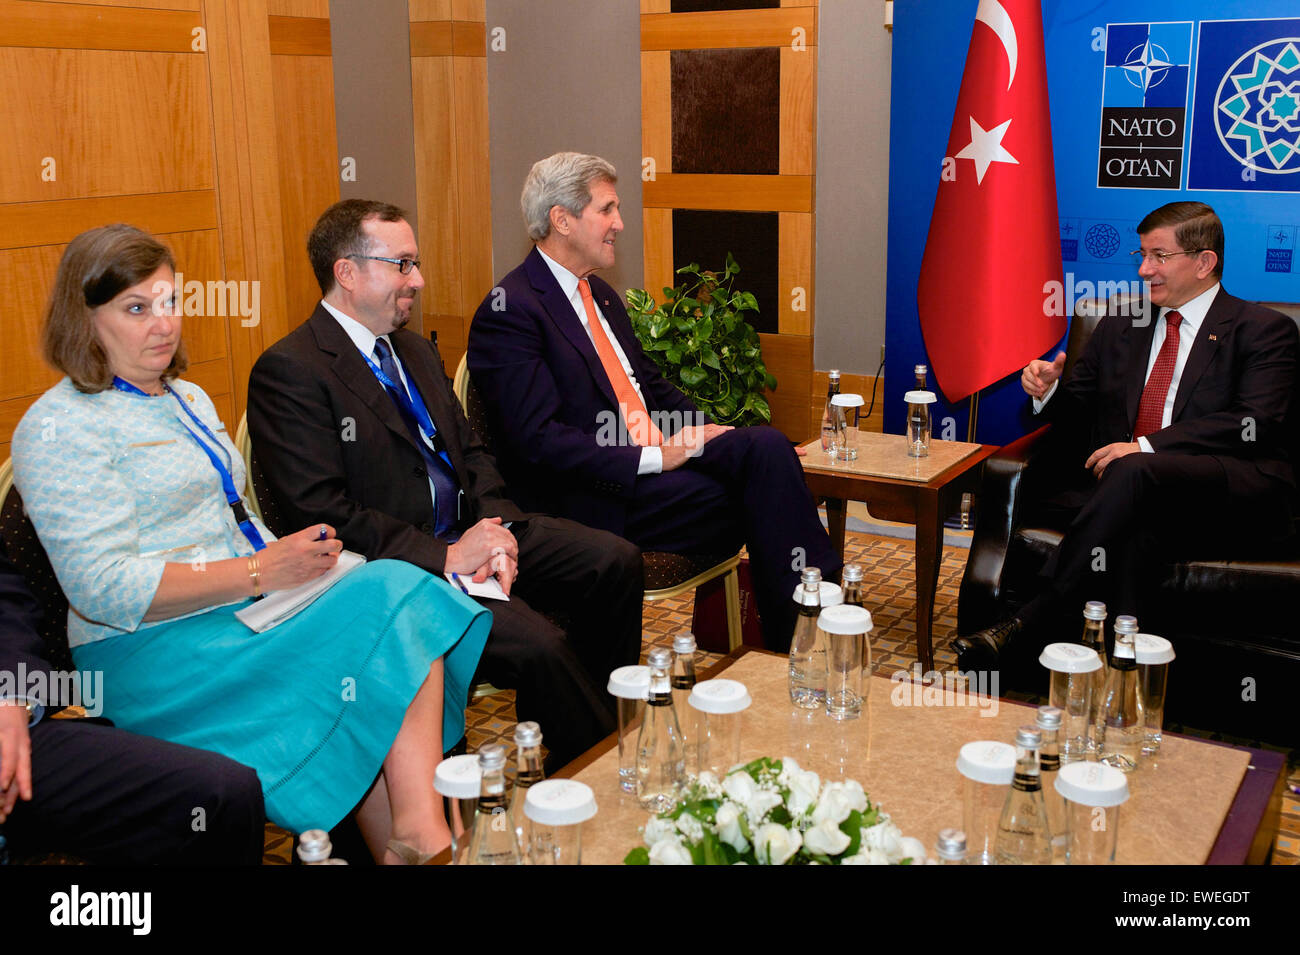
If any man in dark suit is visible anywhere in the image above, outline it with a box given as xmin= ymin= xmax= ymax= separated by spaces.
xmin=247 ymin=199 xmax=642 ymax=769
xmin=955 ymin=201 xmax=1298 ymax=669
xmin=467 ymin=152 xmax=839 ymax=649
xmin=1 ymin=540 xmax=265 ymax=864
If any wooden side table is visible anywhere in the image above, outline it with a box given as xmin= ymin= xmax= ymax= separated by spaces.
xmin=799 ymin=434 xmax=998 ymax=672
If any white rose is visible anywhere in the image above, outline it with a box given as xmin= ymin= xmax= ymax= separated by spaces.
xmin=777 ymin=757 xmax=802 ymax=781
xmin=861 ymin=819 xmax=902 ymax=859
xmin=643 ymin=816 xmax=678 ymax=847
xmin=803 ymin=819 xmax=851 ymax=856
xmin=744 ymin=787 xmax=783 ymax=822
xmin=856 ymin=846 xmax=893 ymax=865
xmin=786 ymin=769 xmax=822 ymax=816
xmin=896 ymin=836 xmax=927 ymax=865
xmin=754 ymin=823 xmax=803 ymax=865
xmin=723 ymin=770 xmax=758 ymax=806
xmin=811 ymin=785 xmax=854 ymax=827
xmin=649 ymin=838 xmax=693 ymax=865
xmin=714 ymin=801 xmax=749 ymax=853
xmin=839 ymin=779 xmax=869 ymax=813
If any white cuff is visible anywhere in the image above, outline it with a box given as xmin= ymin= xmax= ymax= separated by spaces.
xmin=638 ymin=446 xmax=662 ymax=475
xmin=1031 ymin=379 xmax=1059 ymax=414
xmin=1137 ymin=436 xmax=1153 ymax=453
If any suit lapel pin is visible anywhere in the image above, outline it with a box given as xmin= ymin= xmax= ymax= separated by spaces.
xmin=1208 ymin=334 xmax=1217 ymax=341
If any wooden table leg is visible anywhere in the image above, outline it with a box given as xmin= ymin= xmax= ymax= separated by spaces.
xmin=823 ymin=495 xmax=847 ymax=561
xmin=913 ymin=491 xmax=944 ymax=673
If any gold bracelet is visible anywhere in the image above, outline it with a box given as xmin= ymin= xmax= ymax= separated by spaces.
xmin=248 ymin=554 xmax=261 ymax=597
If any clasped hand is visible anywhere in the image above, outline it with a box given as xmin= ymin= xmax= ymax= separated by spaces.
xmin=661 ymin=423 xmax=732 ymax=472
xmin=0 ymin=703 xmax=31 ymax=822
xmin=445 ymin=517 xmax=519 ymax=595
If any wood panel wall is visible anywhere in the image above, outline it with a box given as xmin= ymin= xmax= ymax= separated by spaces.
xmin=409 ymin=0 xmax=491 ymax=373
xmin=639 ymin=0 xmax=819 ymax=441
xmin=0 ymin=0 xmax=298 ymax=459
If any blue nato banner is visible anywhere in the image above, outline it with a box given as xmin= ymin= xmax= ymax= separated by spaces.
xmin=886 ymin=0 xmax=1300 ymax=445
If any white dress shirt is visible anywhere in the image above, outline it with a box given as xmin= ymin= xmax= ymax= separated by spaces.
xmin=536 ymin=248 xmax=663 ymax=474
xmin=1034 ymin=283 xmax=1221 ymax=452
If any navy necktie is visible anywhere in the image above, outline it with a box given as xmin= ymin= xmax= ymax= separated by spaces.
xmin=373 ymin=337 xmax=460 ymax=536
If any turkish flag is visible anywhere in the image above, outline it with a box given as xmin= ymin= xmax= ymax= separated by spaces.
xmin=917 ymin=0 xmax=1066 ymax=403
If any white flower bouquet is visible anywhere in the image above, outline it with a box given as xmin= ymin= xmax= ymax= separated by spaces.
xmin=624 ymin=756 xmax=927 ymax=865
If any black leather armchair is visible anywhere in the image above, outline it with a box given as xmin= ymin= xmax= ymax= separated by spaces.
xmin=957 ymin=298 xmax=1300 ymax=742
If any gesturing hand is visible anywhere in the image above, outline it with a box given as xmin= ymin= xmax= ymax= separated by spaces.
xmin=1022 ymin=352 xmax=1067 ymax=399
xmin=445 ymin=517 xmax=518 ymax=574
xmin=258 ymin=524 xmax=342 ymax=591
xmin=0 ymin=703 xmax=32 ymax=823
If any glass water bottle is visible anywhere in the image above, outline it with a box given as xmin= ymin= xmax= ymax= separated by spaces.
xmin=1098 ymin=619 xmax=1142 ymax=773
xmin=994 ymin=727 xmax=1052 ymax=865
xmin=1079 ymin=601 xmax=1108 ymax=754
xmin=636 ymin=647 xmax=685 ymax=813
xmin=821 ymin=369 xmax=841 ymax=453
xmin=671 ymin=633 xmax=700 ymax=778
xmin=509 ymin=721 xmax=544 ymax=858
xmin=1036 ymin=705 xmax=1065 ymax=860
xmin=466 ymin=744 xmax=522 ymax=865
xmin=788 ymin=567 xmax=827 ymax=708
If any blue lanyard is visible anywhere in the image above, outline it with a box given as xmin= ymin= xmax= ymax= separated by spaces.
xmin=361 ymin=350 xmax=456 ymax=472
xmin=111 ymin=377 xmax=266 ymax=552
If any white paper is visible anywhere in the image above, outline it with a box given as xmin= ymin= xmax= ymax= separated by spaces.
xmin=236 ymin=550 xmax=367 ymax=632
xmin=444 ymin=571 xmax=509 ymax=602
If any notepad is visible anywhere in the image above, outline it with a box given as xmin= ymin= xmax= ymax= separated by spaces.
xmin=235 ymin=550 xmax=367 ymax=632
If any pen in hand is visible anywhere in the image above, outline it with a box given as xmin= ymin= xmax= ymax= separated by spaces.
xmin=450 ymin=572 xmax=471 ymax=595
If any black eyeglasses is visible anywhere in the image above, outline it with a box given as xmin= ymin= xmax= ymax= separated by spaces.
xmin=350 ymin=254 xmax=421 ymax=275
xmin=1129 ymin=249 xmax=1202 ymax=266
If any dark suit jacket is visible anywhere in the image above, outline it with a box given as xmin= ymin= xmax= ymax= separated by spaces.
xmin=247 ymin=304 xmax=527 ymax=572
xmin=1044 ymin=287 xmax=1298 ymax=513
xmin=0 ymin=542 xmax=53 ymax=704
xmin=467 ymin=247 xmax=700 ymax=535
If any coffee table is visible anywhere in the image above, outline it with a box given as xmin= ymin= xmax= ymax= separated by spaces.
xmin=557 ymin=648 xmax=1283 ymax=865
xmin=798 ymin=434 xmax=998 ymax=671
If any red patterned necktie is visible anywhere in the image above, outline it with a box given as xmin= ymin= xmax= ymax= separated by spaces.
xmin=1133 ymin=310 xmax=1183 ymax=439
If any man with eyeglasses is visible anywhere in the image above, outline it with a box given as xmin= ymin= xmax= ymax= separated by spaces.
xmin=955 ymin=200 xmax=1298 ymax=671
xmin=247 ymin=200 xmax=643 ymax=770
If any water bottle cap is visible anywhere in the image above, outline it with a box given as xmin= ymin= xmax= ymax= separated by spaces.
xmin=1083 ymin=600 xmax=1108 ymax=621
xmin=956 ymin=741 xmax=1016 ymax=784
xmin=688 ymin=678 xmax=753 ymax=714
xmin=607 ymin=665 xmax=650 ymax=700
xmin=477 ymin=743 xmax=507 ymax=771
xmin=1055 ymin=761 xmax=1130 ymax=807
xmin=296 ymin=829 xmax=332 ymax=863
xmin=672 ymin=632 xmax=697 ymax=654
xmin=914 ymin=364 xmax=928 ymax=376
xmin=800 ymin=567 xmax=823 ymax=585
xmin=1035 ymin=705 xmax=1063 ymax=729
xmin=646 ymin=647 xmax=673 ymax=669
xmin=1134 ymin=633 xmax=1175 ymax=665
xmin=1015 ymin=726 xmax=1043 ymax=749
xmin=830 ymin=393 xmax=864 ymax=407
xmin=1114 ymin=614 xmax=1139 ymax=634
xmin=514 ymin=720 xmax=542 ymax=748
xmin=842 ymin=563 xmax=864 ymax=582
xmin=935 ymin=827 xmax=966 ymax=858
xmin=433 ymin=753 xmax=481 ymax=798
xmin=816 ymin=604 xmax=873 ymax=635
xmin=903 ymin=390 xmax=936 ymax=404
xmin=524 ymin=779 xmax=598 ymax=826
xmin=793 ymin=580 xmax=842 ymax=606
xmin=1039 ymin=642 xmax=1104 ymax=673
xmin=828 ymin=368 xmax=841 ymax=378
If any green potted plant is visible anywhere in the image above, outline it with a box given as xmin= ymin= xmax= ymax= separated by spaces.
xmin=625 ymin=253 xmax=777 ymax=427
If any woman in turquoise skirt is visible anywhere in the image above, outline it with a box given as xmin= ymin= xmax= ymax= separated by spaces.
xmin=11 ymin=224 xmax=489 ymax=864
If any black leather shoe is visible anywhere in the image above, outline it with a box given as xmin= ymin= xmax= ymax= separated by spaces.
xmin=950 ymin=617 xmax=1023 ymax=672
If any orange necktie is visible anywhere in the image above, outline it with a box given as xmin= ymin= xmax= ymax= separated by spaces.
xmin=578 ymin=278 xmax=663 ymax=446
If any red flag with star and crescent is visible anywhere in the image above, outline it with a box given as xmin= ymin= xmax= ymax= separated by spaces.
xmin=917 ymin=0 xmax=1066 ymax=403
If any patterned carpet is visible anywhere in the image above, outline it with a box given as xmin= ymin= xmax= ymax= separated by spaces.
xmin=260 ymin=527 xmax=1299 ymax=865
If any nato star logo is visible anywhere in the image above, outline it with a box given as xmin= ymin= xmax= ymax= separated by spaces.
xmin=1215 ymin=39 xmax=1300 ymax=175
xmin=1122 ymin=40 xmax=1174 ymax=93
